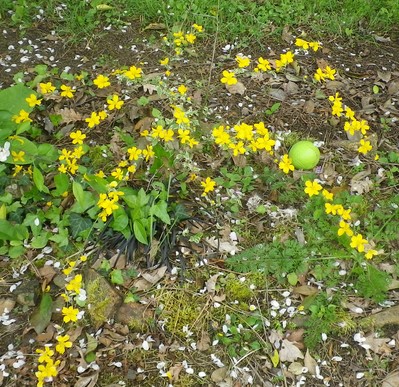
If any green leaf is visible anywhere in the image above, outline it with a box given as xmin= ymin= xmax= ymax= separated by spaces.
xmin=53 ymin=173 xmax=70 ymax=196
xmin=110 ymin=269 xmax=124 ymax=285
xmin=31 ymin=233 xmax=50 ymax=249
xmin=137 ymin=96 xmax=149 ymax=106
xmin=111 ymin=208 xmax=129 ymax=232
xmin=150 ymin=201 xmax=171 ymax=225
xmin=6 ymin=137 xmax=38 ymax=164
xmin=137 ymin=188 xmax=149 ymax=207
xmin=133 ymin=219 xmax=148 ymax=244
xmin=72 ymin=181 xmax=85 ymax=206
xmin=30 ymin=293 xmax=53 ymax=334
xmin=0 ymin=84 xmax=33 ymax=114
xmin=69 ymin=213 xmax=93 ymax=238
xmin=33 ymin=167 xmax=49 ymax=193
xmin=124 ymin=292 xmax=140 ymax=303
xmin=287 ymin=272 xmax=298 ymax=286
xmin=0 ymin=220 xmax=28 ymax=241
xmin=8 ymin=245 xmax=26 ymax=258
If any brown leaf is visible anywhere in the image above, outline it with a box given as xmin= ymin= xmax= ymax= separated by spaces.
xmin=38 ymin=265 xmax=57 ymax=284
xmin=57 ymin=108 xmax=83 ymax=124
xmin=269 ymin=88 xmax=286 ymax=101
xmin=293 ymin=285 xmax=319 ymax=296
xmin=205 ymin=274 xmax=220 ymax=295
xmin=279 ymin=339 xmax=304 ymax=362
xmin=388 ymin=81 xmax=399 ymax=95
xmin=303 ymin=100 xmax=315 ymax=114
xmin=281 ymin=25 xmax=293 ymax=43
xmin=74 ymin=373 xmax=99 ymax=387
xmin=304 ymin=349 xmax=317 ymax=376
xmin=377 ymin=70 xmax=391 ymax=83
xmin=211 ymin=366 xmax=229 ymax=383
xmin=141 ymin=266 xmax=167 ymax=284
xmin=382 ymin=370 xmax=399 ymax=387
xmin=197 ymin=330 xmax=211 ymax=351
xmin=0 ymin=298 xmax=15 ymax=315
xmin=226 ymin=81 xmax=246 ymax=95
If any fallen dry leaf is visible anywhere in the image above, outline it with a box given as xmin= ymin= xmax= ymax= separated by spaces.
xmin=382 ymin=370 xmax=399 ymax=387
xmin=304 ymin=349 xmax=317 ymax=376
xmin=141 ymin=266 xmax=167 ymax=284
xmin=226 ymin=81 xmax=246 ymax=95
xmin=279 ymin=339 xmax=304 ymax=362
xmin=74 ymin=372 xmax=99 ymax=387
xmin=0 ymin=298 xmax=15 ymax=315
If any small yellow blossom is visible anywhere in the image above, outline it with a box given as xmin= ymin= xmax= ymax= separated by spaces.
xmin=124 ymin=65 xmax=143 ymax=80
xmin=192 ymin=24 xmax=203 ymax=32
xmin=60 ymin=85 xmax=75 ymax=98
xmin=337 ymin=220 xmax=353 ymax=237
xmin=160 ymin=57 xmax=169 ymax=66
xmin=66 ymin=274 xmax=83 ymax=293
xmin=365 ymin=249 xmax=378 ymax=260
xmin=93 ymin=74 xmax=110 ymax=89
xmin=235 ymin=55 xmax=251 ymax=68
xmin=26 ymin=94 xmax=42 ymax=107
xmin=107 ymin=95 xmax=124 ymax=110
xmin=255 ymin=57 xmax=271 ymax=72
xmin=55 ymin=335 xmax=73 ymax=354
xmin=70 ymin=130 xmax=86 ymax=145
xmin=229 ymin=141 xmax=246 ymax=156
xmin=358 ymin=139 xmax=372 ymax=154
xmin=62 ymin=306 xmax=79 ymax=323
xmin=322 ymin=189 xmax=334 ymax=201
xmin=12 ymin=150 xmax=25 ymax=163
xmin=278 ymin=154 xmax=295 ymax=174
xmin=12 ymin=109 xmax=32 ymax=124
xmin=85 ymin=112 xmax=100 ymax=128
xmin=304 ymin=180 xmax=323 ymax=197
xmin=39 ymin=82 xmax=56 ymax=94
xmin=201 ymin=177 xmax=216 ymax=196
xmin=350 ymin=233 xmax=368 ymax=253
xmin=221 ymin=70 xmax=237 ymax=86
xmin=177 ymin=85 xmax=187 ymax=95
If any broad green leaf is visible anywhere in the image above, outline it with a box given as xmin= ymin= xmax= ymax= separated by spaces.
xmin=111 ymin=208 xmax=129 ymax=232
xmin=8 ymin=245 xmax=26 ymax=258
xmin=0 ymin=204 xmax=6 ymax=220
xmin=133 ymin=219 xmax=148 ymax=245
xmin=85 ymin=174 xmax=108 ymax=194
xmin=31 ymin=233 xmax=50 ymax=249
xmin=110 ymin=269 xmax=124 ymax=285
xmin=53 ymin=173 xmax=70 ymax=196
xmin=0 ymin=84 xmax=33 ymax=114
xmin=30 ymin=293 xmax=53 ymax=334
xmin=70 ymin=190 xmax=96 ymax=213
xmin=72 ymin=181 xmax=85 ymax=206
xmin=137 ymin=188 xmax=149 ymax=207
xmin=150 ymin=201 xmax=171 ymax=225
xmin=33 ymin=167 xmax=49 ymax=193
xmin=287 ymin=272 xmax=298 ymax=286
xmin=6 ymin=137 xmax=38 ymax=164
xmin=69 ymin=213 xmax=93 ymax=238
xmin=0 ymin=220 xmax=28 ymax=241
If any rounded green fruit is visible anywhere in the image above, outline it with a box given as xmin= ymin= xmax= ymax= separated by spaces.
xmin=288 ymin=141 xmax=320 ymax=170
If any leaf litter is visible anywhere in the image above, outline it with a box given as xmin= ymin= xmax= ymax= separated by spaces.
xmin=0 ymin=19 xmax=399 ymax=387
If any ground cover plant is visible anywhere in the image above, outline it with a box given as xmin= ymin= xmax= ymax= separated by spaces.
xmin=1 ymin=1 xmax=399 ymax=387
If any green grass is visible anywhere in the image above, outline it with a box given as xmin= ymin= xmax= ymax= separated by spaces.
xmin=1 ymin=0 xmax=399 ymax=43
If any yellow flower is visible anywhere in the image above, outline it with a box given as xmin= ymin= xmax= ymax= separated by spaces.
xmin=350 ymin=233 xmax=368 ymax=253
xmin=304 ymin=180 xmax=323 ymax=197
xmin=98 ymin=110 xmax=108 ymax=120
xmin=173 ymin=106 xmax=190 ymax=124
xmin=111 ymin=168 xmax=124 ymax=180
xmin=142 ymin=145 xmax=154 ymax=161
xmin=160 ymin=57 xmax=169 ymax=66
xmin=107 ymin=95 xmax=124 ymax=110
xmin=124 ymin=65 xmax=143 ymax=80
xmin=295 ymin=38 xmax=309 ymax=50
xmin=36 ymin=346 xmax=54 ymax=363
xmin=12 ymin=165 xmax=23 ymax=176
xmin=93 ymin=74 xmax=110 ymax=88
xmin=177 ymin=85 xmax=187 ymax=95
xmin=278 ymin=154 xmax=295 ymax=174
xmin=192 ymin=24 xmax=203 ymax=32
xmin=345 ymin=106 xmax=355 ymax=120
xmin=12 ymin=109 xmax=32 ymax=123
xmin=322 ymin=189 xmax=334 ymax=201
xmin=26 ymin=94 xmax=42 ymax=107
xmin=235 ymin=122 xmax=254 ymax=141
xmin=96 ymin=170 xmax=106 ymax=178
xmin=60 ymin=85 xmax=76 ymax=98
xmin=201 ymin=177 xmax=216 ymax=196
xmin=39 ymin=82 xmax=56 ymax=94
xmin=324 ymin=66 xmax=336 ymax=80
xmin=127 ymin=146 xmax=142 ymax=161
xmin=314 ymin=68 xmax=325 ymax=82
xmin=358 ymin=139 xmax=372 ymax=155
xmin=365 ymin=249 xmax=378 ymax=260
xmin=12 ymin=150 xmax=25 ymax=162
xmin=255 ymin=57 xmax=271 ymax=72
xmin=235 ymin=55 xmax=250 ymax=68
xmin=85 ymin=112 xmax=100 ymax=128
xmin=70 ymin=130 xmax=86 ymax=145
xmin=185 ymin=33 xmax=196 ymax=44
xmin=56 ymin=335 xmax=73 ymax=354
xmin=65 ymin=274 xmax=83 ymax=293
xmin=229 ymin=141 xmax=246 ymax=156
xmin=212 ymin=125 xmax=231 ymax=146
xmin=337 ymin=220 xmax=353 ymax=237
xmin=221 ymin=70 xmax=237 ymax=86
xmin=309 ymin=41 xmax=321 ymax=51
xmin=331 ymin=100 xmax=343 ymax=117
xmin=62 ymin=306 xmax=79 ymax=323
xmin=80 ymin=255 xmax=88 ymax=262
xmin=58 ymin=164 xmax=68 ymax=173
xmin=178 ymin=129 xmax=191 ymax=144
